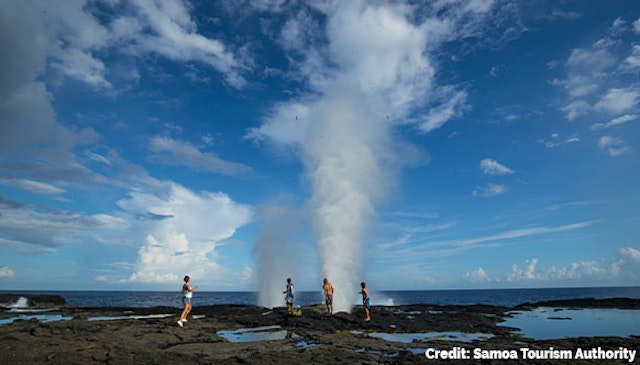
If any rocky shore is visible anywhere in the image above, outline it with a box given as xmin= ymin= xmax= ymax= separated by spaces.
xmin=0 ymin=295 xmax=638 ymax=364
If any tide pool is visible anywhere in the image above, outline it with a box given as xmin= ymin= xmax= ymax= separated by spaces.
xmin=503 ymin=307 xmax=640 ymax=340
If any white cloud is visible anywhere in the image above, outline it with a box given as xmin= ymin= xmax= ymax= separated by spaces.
xmin=0 ymin=266 xmax=15 ymax=279
xmin=118 ymin=181 xmax=253 ymax=284
xmin=591 ymin=114 xmax=638 ymax=130
xmin=594 ymin=88 xmax=640 ymax=115
xmin=542 ymin=9 xmax=581 ymax=21
xmin=250 ymin=0 xmax=289 ymax=12
xmin=623 ymin=44 xmax=640 ymax=69
xmin=538 ymin=133 xmax=580 ymax=148
xmin=1 ymin=0 xmax=250 ymax=194
xmin=0 ymin=178 xmax=65 ymax=197
xmin=240 ymin=264 xmax=255 ymax=285
xmin=507 ymin=258 xmax=537 ymax=281
xmin=501 ymin=248 xmax=640 ymax=284
xmin=619 ymin=247 xmax=640 ymax=261
xmin=554 ymin=22 xmax=640 ymax=121
xmin=398 ymin=221 xmax=596 ymax=257
xmin=598 ymin=136 xmax=632 ymax=156
xmin=51 ymin=47 xmax=111 ymax=90
xmin=418 ymin=89 xmax=468 ymax=133
xmin=246 ymin=101 xmax=312 ymax=146
xmin=562 ymin=100 xmax=591 ymax=121
xmin=378 ymin=234 xmax=413 ymax=251
xmin=124 ymin=0 xmax=247 ymax=88
xmin=148 ymin=137 xmax=253 ymax=176
xmin=0 ymin=196 xmax=128 ymax=252
xmin=472 ymin=183 xmax=506 ymax=197
xmin=464 ymin=267 xmax=490 ymax=283
xmin=633 ymin=17 xmax=640 ymax=33
xmin=563 ymin=48 xmax=616 ymax=98
xmin=480 ymin=158 xmax=514 ymax=175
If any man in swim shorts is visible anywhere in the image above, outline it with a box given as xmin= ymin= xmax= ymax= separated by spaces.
xmin=323 ymin=278 xmax=334 ymax=315
xmin=360 ymin=281 xmax=371 ymax=321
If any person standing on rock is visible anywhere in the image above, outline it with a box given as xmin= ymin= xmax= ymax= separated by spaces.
xmin=283 ymin=277 xmax=294 ymax=313
xmin=178 ymin=275 xmax=200 ymax=327
xmin=323 ymin=278 xmax=334 ymax=315
xmin=360 ymin=281 xmax=371 ymax=322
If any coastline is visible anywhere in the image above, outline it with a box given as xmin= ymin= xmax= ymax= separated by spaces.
xmin=0 ymin=295 xmax=638 ymax=364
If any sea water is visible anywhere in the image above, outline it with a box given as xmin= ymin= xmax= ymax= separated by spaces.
xmin=2 ymin=286 xmax=638 ymax=308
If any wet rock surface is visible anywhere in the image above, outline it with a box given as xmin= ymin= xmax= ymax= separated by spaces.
xmin=0 ymin=295 xmax=638 ymax=364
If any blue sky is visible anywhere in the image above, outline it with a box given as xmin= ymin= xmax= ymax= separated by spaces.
xmin=1 ymin=0 xmax=639 ymax=296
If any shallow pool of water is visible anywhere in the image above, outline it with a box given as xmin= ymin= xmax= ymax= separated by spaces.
xmin=503 ymin=307 xmax=640 ymax=340
xmin=217 ymin=325 xmax=301 ymax=342
xmin=353 ymin=330 xmax=493 ymax=343
xmin=0 ymin=314 xmax=72 ymax=325
xmin=87 ymin=313 xmax=173 ymax=321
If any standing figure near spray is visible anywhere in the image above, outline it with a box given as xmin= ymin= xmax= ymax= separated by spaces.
xmin=360 ymin=281 xmax=371 ymax=322
xmin=283 ymin=278 xmax=294 ymax=313
xmin=323 ymin=278 xmax=334 ymax=315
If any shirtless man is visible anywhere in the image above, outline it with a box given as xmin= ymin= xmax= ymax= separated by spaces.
xmin=322 ymin=278 xmax=334 ymax=315
xmin=360 ymin=281 xmax=371 ymax=321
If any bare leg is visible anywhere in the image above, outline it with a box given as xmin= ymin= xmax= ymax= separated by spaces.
xmin=180 ymin=303 xmax=191 ymax=321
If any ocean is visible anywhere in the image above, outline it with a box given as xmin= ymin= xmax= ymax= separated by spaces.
xmin=2 ymin=286 xmax=638 ymax=308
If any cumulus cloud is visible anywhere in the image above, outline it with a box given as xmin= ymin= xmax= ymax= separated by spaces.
xmin=117 ymin=181 xmax=253 ymax=284
xmin=0 ymin=0 xmax=251 ymax=197
xmin=507 ymin=258 xmax=538 ymax=281
xmin=0 ymin=266 xmax=15 ymax=279
xmin=594 ymin=88 xmax=640 ymax=115
xmin=555 ymin=18 xmax=640 ymax=122
xmin=464 ymin=247 xmax=640 ymax=286
xmin=563 ymin=48 xmax=616 ymax=99
xmin=504 ymin=249 xmax=640 ymax=284
xmin=561 ymin=100 xmax=591 ymax=121
xmin=148 ymin=137 xmax=253 ymax=177
xmin=464 ymin=267 xmax=490 ymax=283
xmin=598 ymin=136 xmax=632 ymax=156
xmin=480 ymin=158 xmax=514 ymax=175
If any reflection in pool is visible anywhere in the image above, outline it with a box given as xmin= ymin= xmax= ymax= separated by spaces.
xmin=217 ymin=325 xmax=301 ymax=342
xmin=353 ymin=330 xmax=493 ymax=343
xmin=502 ymin=307 xmax=640 ymax=340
